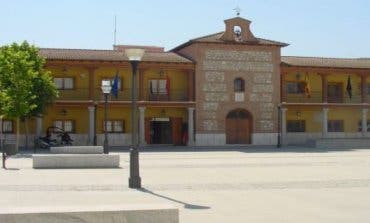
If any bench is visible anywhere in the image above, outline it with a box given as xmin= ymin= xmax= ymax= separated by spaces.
xmin=33 ymin=154 xmax=120 ymax=169
xmin=50 ymin=146 xmax=104 ymax=154
xmin=0 ymin=204 xmax=179 ymax=223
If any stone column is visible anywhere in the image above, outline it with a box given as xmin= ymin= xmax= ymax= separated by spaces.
xmin=187 ymin=107 xmax=195 ymax=146
xmin=281 ymin=72 xmax=286 ymax=103
xmin=35 ymin=115 xmax=43 ymax=137
xmin=139 ymin=106 xmax=146 ymax=145
xmin=281 ymin=108 xmax=287 ymax=145
xmin=87 ymin=67 xmax=96 ymax=100
xmin=321 ymin=74 xmax=328 ymax=103
xmin=139 ymin=69 xmax=145 ymax=101
xmin=187 ymin=70 xmax=195 ymax=101
xmin=322 ymin=108 xmax=329 ymax=137
xmin=361 ymin=74 xmax=367 ymax=103
xmin=88 ymin=106 xmax=95 ymax=145
xmin=362 ymin=108 xmax=368 ymax=136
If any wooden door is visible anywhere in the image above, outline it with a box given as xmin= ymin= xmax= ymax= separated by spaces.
xmin=226 ymin=109 xmax=252 ymax=144
xmin=171 ymin=117 xmax=183 ymax=145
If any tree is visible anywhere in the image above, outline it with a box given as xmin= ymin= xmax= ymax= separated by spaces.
xmin=0 ymin=41 xmax=58 ymax=151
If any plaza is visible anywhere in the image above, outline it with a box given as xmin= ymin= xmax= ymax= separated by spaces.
xmin=1 ymin=146 xmax=370 ymax=222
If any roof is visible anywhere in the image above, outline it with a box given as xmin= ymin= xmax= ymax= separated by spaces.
xmin=281 ymin=56 xmax=370 ymax=69
xmin=39 ymin=48 xmax=193 ymax=63
xmin=172 ymin=32 xmax=289 ymax=51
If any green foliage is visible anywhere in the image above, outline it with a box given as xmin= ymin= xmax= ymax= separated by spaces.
xmin=0 ymin=41 xmax=58 ymax=119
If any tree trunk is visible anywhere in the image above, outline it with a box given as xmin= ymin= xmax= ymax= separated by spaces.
xmin=25 ymin=118 xmax=29 ymax=150
xmin=15 ymin=117 xmax=20 ymax=151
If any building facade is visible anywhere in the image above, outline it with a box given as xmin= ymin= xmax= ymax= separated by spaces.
xmin=1 ymin=16 xmax=370 ymax=147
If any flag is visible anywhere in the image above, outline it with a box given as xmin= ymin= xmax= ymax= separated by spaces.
xmin=346 ymin=75 xmax=352 ymax=99
xmin=304 ymin=73 xmax=311 ymax=98
xmin=111 ymin=73 xmax=119 ymax=98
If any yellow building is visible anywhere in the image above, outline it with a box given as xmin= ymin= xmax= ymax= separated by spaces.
xmin=1 ymin=16 xmax=369 ymax=147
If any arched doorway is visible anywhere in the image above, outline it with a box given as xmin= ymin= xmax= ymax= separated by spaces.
xmin=226 ymin=109 xmax=252 ymax=144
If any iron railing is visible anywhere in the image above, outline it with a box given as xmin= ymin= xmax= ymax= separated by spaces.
xmin=284 ymin=91 xmax=363 ymax=104
xmin=145 ymin=89 xmax=188 ymax=101
xmin=56 ymin=88 xmax=189 ymax=102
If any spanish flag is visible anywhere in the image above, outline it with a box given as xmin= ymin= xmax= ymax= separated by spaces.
xmin=304 ymin=73 xmax=311 ymax=98
xmin=346 ymin=75 xmax=352 ymax=99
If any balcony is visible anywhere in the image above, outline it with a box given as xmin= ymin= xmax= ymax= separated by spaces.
xmin=56 ymin=88 xmax=190 ymax=102
xmin=94 ymin=88 xmax=132 ymax=101
xmin=285 ymin=91 xmax=322 ymax=103
xmin=284 ymin=91 xmax=363 ymax=104
xmin=146 ymin=89 xmax=188 ymax=101
xmin=57 ymin=89 xmax=89 ymax=100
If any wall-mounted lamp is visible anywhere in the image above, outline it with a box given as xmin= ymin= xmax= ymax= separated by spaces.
xmin=296 ymin=111 xmax=301 ymax=119
xmin=159 ymin=69 xmax=165 ymax=77
xmin=295 ymin=73 xmax=302 ymax=80
xmin=59 ymin=109 xmax=67 ymax=116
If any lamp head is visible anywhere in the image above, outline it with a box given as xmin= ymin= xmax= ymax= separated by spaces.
xmin=101 ymin=80 xmax=112 ymax=94
xmin=125 ymin=48 xmax=145 ymax=61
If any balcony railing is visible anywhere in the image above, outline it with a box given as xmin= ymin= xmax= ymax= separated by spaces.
xmin=56 ymin=88 xmax=189 ymax=102
xmin=284 ymin=91 xmax=363 ymax=104
xmin=145 ymin=89 xmax=188 ymax=101
xmin=94 ymin=88 xmax=132 ymax=101
xmin=57 ymin=89 xmax=89 ymax=100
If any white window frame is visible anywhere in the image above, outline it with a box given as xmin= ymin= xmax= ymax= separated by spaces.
xmin=53 ymin=77 xmax=74 ymax=90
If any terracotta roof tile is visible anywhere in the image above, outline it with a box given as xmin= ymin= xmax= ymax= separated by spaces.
xmin=39 ymin=48 xmax=192 ymax=63
xmin=281 ymin=56 xmax=370 ymax=69
xmin=172 ymin=32 xmax=288 ymax=51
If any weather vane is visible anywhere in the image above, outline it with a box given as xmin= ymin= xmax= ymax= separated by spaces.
xmin=234 ymin=6 xmax=241 ymax=16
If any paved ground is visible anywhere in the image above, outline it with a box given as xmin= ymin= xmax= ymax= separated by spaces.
xmin=1 ymin=146 xmax=370 ymax=222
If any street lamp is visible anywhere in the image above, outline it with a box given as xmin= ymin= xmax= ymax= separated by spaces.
xmin=101 ymin=80 xmax=112 ymax=154
xmin=125 ymin=48 xmax=145 ymax=188
xmin=277 ymin=104 xmax=282 ymax=148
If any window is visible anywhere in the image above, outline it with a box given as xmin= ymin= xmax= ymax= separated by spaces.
xmin=53 ymin=120 xmax=75 ymax=133
xmin=234 ymin=78 xmax=245 ymax=92
xmin=287 ymin=120 xmax=306 ymax=132
xmin=1 ymin=120 xmax=13 ymax=133
xmin=53 ymin=77 xmax=74 ymax=89
xmin=149 ymin=79 xmax=169 ymax=94
xmin=286 ymin=82 xmax=305 ymax=94
xmin=101 ymin=77 xmax=122 ymax=90
xmin=328 ymin=120 xmax=344 ymax=132
xmin=358 ymin=120 xmax=370 ymax=132
xmin=104 ymin=120 xmax=125 ymax=133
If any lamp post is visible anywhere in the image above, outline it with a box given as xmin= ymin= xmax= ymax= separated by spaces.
xmin=277 ymin=104 xmax=281 ymax=148
xmin=125 ymin=48 xmax=145 ymax=188
xmin=101 ymin=80 xmax=112 ymax=154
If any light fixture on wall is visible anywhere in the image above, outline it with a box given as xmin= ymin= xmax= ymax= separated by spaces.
xmin=295 ymin=73 xmax=302 ymax=80
xmin=160 ymin=109 xmax=167 ymax=117
xmin=296 ymin=111 xmax=301 ymax=120
xmin=159 ymin=69 xmax=164 ymax=77
xmin=59 ymin=109 xmax=67 ymax=116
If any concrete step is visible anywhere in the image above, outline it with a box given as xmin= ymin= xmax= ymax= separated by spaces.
xmin=315 ymin=138 xmax=370 ymax=149
xmin=0 ymin=204 xmax=178 ymax=223
xmin=50 ymin=146 xmax=104 ymax=154
xmin=33 ymin=154 xmax=120 ymax=169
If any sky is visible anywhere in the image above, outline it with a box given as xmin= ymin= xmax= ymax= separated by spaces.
xmin=1 ymin=0 xmax=370 ymax=58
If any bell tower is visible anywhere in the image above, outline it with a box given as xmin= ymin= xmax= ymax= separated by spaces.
xmin=220 ymin=17 xmax=257 ymax=43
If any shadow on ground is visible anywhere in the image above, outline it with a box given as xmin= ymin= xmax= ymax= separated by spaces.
xmin=15 ymin=145 xmax=370 ymax=155
xmin=138 ymin=187 xmax=211 ymax=210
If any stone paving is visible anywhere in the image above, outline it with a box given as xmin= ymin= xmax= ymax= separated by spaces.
xmin=1 ymin=146 xmax=370 ymax=222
